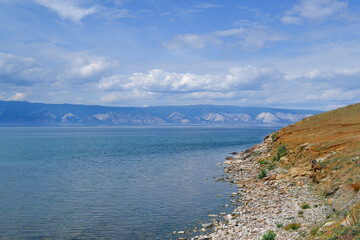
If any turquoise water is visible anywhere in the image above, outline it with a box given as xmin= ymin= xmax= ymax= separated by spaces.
xmin=0 ymin=127 xmax=276 ymax=239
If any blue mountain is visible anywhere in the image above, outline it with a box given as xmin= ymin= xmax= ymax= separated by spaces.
xmin=0 ymin=101 xmax=321 ymax=126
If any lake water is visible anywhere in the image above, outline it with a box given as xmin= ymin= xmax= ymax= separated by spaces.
xmin=0 ymin=127 xmax=276 ymax=239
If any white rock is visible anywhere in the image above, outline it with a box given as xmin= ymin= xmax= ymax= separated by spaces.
xmin=323 ymin=221 xmax=335 ymax=227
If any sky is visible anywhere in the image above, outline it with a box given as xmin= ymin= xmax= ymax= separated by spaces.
xmin=0 ymin=0 xmax=360 ymax=110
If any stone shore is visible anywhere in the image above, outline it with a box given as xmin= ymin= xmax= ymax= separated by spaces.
xmin=191 ymin=135 xmax=332 ymax=240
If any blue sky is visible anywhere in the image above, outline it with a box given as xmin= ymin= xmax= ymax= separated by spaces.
xmin=0 ymin=0 xmax=360 ymax=110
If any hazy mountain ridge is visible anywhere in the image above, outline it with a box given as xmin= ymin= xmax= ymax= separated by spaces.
xmin=0 ymin=101 xmax=321 ymax=126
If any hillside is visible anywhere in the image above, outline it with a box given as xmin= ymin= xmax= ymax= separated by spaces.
xmin=0 ymin=101 xmax=320 ymax=126
xmin=193 ymin=103 xmax=360 ymax=240
xmin=272 ymin=103 xmax=360 ymax=201
xmin=269 ymin=102 xmax=360 ymax=239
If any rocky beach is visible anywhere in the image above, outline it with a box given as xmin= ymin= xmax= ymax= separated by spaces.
xmin=193 ymin=136 xmax=331 ymax=240
xmin=190 ymin=134 xmax=331 ymax=240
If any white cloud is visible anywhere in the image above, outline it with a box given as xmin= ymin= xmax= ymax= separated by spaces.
xmin=8 ymin=92 xmax=26 ymax=101
xmin=306 ymin=89 xmax=360 ymax=101
xmin=225 ymin=66 xmax=284 ymax=90
xmin=100 ymin=90 xmax=156 ymax=103
xmin=98 ymin=66 xmax=283 ymax=93
xmin=0 ymin=52 xmax=36 ymax=75
xmin=215 ymin=28 xmax=245 ymax=37
xmin=164 ymin=26 xmax=283 ymax=50
xmin=163 ymin=34 xmax=219 ymax=50
xmin=60 ymin=55 xmax=119 ymax=81
xmin=99 ymin=69 xmax=218 ymax=92
xmin=33 ymin=0 xmax=98 ymax=23
xmin=301 ymin=67 xmax=360 ymax=90
xmin=281 ymin=16 xmax=303 ymax=25
xmin=96 ymin=65 xmax=360 ymax=108
xmin=194 ymin=3 xmax=222 ymax=9
xmin=283 ymin=0 xmax=348 ymax=24
xmin=0 ymin=52 xmax=43 ymax=84
xmin=0 ymin=92 xmax=6 ymax=100
xmin=97 ymin=7 xmax=131 ymax=21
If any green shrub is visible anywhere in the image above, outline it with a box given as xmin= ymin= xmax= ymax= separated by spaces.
xmin=262 ymin=230 xmax=276 ymax=240
xmin=298 ymin=210 xmax=304 ymax=216
xmin=267 ymin=162 xmax=277 ymax=170
xmin=301 ymin=204 xmax=311 ymax=209
xmin=310 ymin=227 xmax=319 ymax=236
xmin=284 ymin=223 xmax=301 ymax=231
xmin=276 ymin=223 xmax=283 ymax=228
xmin=272 ymin=144 xmax=288 ymax=161
xmin=277 ymin=144 xmax=288 ymax=158
xmin=258 ymin=169 xmax=267 ymax=179
xmin=258 ymin=159 xmax=269 ymax=165
xmin=299 ymin=231 xmax=307 ymax=237
xmin=271 ymin=133 xmax=278 ymax=141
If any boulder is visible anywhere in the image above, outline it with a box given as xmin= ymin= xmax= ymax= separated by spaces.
xmin=202 ymin=223 xmax=213 ymax=228
xmin=332 ymin=185 xmax=357 ymax=212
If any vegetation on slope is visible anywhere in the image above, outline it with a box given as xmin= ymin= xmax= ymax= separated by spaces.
xmin=268 ymin=103 xmax=360 ymax=239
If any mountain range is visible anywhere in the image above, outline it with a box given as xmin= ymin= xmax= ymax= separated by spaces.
xmin=0 ymin=101 xmax=321 ymax=126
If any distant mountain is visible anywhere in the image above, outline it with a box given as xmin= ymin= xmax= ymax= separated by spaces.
xmin=0 ymin=101 xmax=321 ymax=126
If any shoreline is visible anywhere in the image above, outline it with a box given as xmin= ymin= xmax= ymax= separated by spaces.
xmin=192 ymin=134 xmax=331 ymax=240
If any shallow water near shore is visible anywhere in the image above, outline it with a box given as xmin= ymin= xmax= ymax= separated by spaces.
xmin=0 ymin=127 xmax=276 ymax=239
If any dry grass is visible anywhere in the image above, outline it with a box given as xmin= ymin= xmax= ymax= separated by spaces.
xmin=346 ymin=201 xmax=360 ymax=228
xmin=272 ymin=103 xmax=360 ymax=239
xmin=315 ymin=201 xmax=360 ymax=239
xmin=271 ymin=102 xmax=360 ymax=195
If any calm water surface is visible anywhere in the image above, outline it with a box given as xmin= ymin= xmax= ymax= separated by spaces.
xmin=0 ymin=127 xmax=276 ymax=239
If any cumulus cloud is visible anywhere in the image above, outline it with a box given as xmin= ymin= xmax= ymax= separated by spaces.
xmin=0 ymin=48 xmax=121 ymax=93
xmin=60 ymin=55 xmax=119 ymax=82
xmin=301 ymin=68 xmax=360 ymax=90
xmin=306 ymin=89 xmax=360 ymax=101
xmin=33 ymin=0 xmax=98 ymax=23
xmin=99 ymin=69 xmax=218 ymax=92
xmin=283 ymin=0 xmax=348 ymax=24
xmin=98 ymin=66 xmax=283 ymax=93
xmin=0 ymin=52 xmax=36 ymax=75
xmin=164 ymin=26 xmax=283 ymax=50
xmin=0 ymin=52 xmax=43 ymax=85
xmin=100 ymin=89 xmax=157 ymax=103
xmin=97 ymin=65 xmax=360 ymax=109
xmin=224 ymin=67 xmax=284 ymax=90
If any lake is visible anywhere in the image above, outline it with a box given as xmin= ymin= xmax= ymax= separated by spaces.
xmin=0 ymin=127 xmax=276 ymax=239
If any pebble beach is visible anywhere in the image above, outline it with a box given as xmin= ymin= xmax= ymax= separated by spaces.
xmin=191 ymin=134 xmax=331 ymax=240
